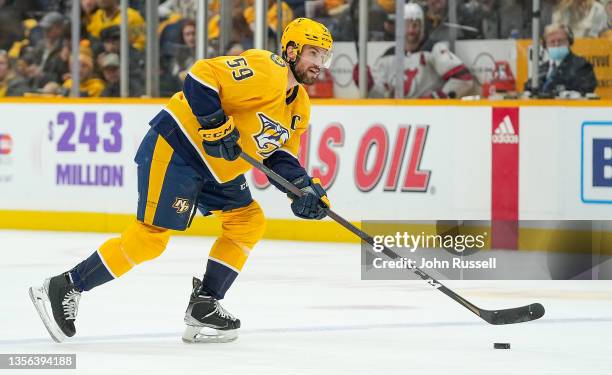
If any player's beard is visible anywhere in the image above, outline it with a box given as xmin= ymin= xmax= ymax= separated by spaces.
xmin=293 ymin=57 xmax=319 ymax=85
xmin=406 ymin=33 xmax=422 ymax=51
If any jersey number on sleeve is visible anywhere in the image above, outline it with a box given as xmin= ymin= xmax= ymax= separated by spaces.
xmin=226 ymin=57 xmax=254 ymax=81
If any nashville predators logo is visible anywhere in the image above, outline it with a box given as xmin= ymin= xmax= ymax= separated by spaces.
xmin=172 ymin=197 xmax=191 ymax=214
xmin=253 ymin=112 xmax=290 ymax=157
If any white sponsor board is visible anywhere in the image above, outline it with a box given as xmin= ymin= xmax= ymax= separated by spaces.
xmin=0 ymin=101 xmax=611 ymax=224
xmin=250 ymin=104 xmax=490 ymax=220
xmin=519 ymin=106 xmax=612 ymax=220
xmin=0 ymin=103 xmax=159 ymax=213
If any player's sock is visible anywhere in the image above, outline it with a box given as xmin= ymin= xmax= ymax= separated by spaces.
xmin=200 ymin=259 xmax=239 ymax=299
xmin=68 ymin=250 xmax=114 ymax=292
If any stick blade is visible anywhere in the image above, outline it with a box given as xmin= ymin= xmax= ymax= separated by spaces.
xmin=481 ymin=303 xmax=545 ymax=325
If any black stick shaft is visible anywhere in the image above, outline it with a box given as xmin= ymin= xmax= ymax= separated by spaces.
xmin=240 ymin=152 xmax=485 ymax=318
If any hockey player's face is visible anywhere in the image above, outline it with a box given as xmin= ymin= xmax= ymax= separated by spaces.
xmin=405 ymin=20 xmax=422 ymax=44
xmin=295 ymin=45 xmax=331 ymax=85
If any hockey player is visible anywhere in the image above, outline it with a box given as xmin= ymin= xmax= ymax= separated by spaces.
xmin=29 ymin=18 xmax=333 ymax=344
xmin=355 ymin=3 xmax=474 ymax=99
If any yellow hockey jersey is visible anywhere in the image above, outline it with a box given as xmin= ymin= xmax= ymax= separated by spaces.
xmin=149 ymin=49 xmax=310 ymax=184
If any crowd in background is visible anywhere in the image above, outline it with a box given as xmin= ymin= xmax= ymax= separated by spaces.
xmin=0 ymin=0 xmax=611 ymax=98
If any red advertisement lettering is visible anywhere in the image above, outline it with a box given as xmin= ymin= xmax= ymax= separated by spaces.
xmin=312 ymin=123 xmax=344 ymax=189
xmin=384 ymin=126 xmax=410 ymax=191
xmin=355 ymin=125 xmax=388 ymax=192
xmin=402 ymin=125 xmax=430 ymax=192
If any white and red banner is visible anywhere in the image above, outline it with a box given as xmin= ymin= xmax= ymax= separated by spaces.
xmin=0 ymin=101 xmax=611 ymax=226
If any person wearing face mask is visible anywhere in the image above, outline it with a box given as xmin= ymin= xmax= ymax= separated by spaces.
xmin=524 ymin=23 xmax=597 ymax=97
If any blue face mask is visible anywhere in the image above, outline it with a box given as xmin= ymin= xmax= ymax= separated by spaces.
xmin=548 ymin=46 xmax=569 ymax=62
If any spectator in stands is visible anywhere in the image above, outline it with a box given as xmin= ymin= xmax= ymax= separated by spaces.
xmin=100 ymin=52 xmax=119 ymax=96
xmin=171 ymin=19 xmax=196 ymax=80
xmin=158 ymin=0 xmax=197 ymax=19
xmin=524 ymin=23 xmax=597 ymax=96
xmin=62 ymin=53 xmax=105 ymax=97
xmin=32 ymin=11 xmax=69 ymax=87
xmin=369 ymin=0 xmax=397 ymax=41
xmin=243 ymin=0 xmax=294 ymax=35
xmin=302 ymin=1 xmax=351 ymax=41
xmin=604 ymin=0 xmax=612 ymax=30
xmin=80 ymin=0 xmax=99 ymax=38
xmin=231 ymin=8 xmax=254 ymax=49
xmin=553 ymin=0 xmax=607 ymax=38
xmin=0 ymin=49 xmax=28 ymax=96
xmin=356 ymin=3 xmax=474 ymax=98
xmin=601 ymin=0 xmax=612 ymax=39
xmin=7 ymin=18 xmax=38 ymax=60
xmin=87 ymin=0 xmax=145 ymax=50
xmin=96 ymin=25 xmax=144 ymax=95
xmin=15 ymin=50 xmax=41 ymax=94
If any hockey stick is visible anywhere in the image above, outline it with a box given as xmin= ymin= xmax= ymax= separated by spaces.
xmin=240 ymin=151 xmax=545 ymax=325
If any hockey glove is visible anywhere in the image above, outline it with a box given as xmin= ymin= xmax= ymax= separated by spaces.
xmin=198 ymin=115 xmax=242 ymax=161
xmin=288 ymin=176 xmax=330 ymax=220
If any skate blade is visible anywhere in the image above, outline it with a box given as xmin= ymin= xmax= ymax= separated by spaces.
xmin=28 ymin=286 xmax=66 ymax=343
xmin=182 ymin=325 xmax=238 ymax=344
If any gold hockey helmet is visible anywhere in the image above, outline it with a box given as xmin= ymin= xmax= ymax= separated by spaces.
xmin=281 ymin=18 xmax=333 ymax=68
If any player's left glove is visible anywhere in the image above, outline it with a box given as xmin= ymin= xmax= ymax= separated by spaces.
xmin=287 ymin=176 xmax=330 ymax=220
xmin=198 ymin=115 xmax=242 ymax=161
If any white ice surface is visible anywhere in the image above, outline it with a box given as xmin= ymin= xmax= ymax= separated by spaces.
xmin=1 ymin=230 xmax=611 ymax=375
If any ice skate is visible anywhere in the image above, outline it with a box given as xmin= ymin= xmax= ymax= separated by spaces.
xmin=182 ymin=277 xmax=240 ymax=343
xmin=29 ymin=273 xmax=81 ymax=343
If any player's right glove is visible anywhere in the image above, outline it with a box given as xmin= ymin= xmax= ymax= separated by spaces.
xmin=287 ymin=176 xmax=330 ymax=220
xmin=198 ymin=115 xmax=242 ymax=161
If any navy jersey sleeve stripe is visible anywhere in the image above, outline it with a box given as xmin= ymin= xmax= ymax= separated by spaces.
xmin=263 ymin=150 xmax=308 ymax=193
xmin=183 ymin=72 xmax=222 ymax=119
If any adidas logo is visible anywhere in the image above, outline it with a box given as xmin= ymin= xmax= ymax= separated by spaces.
xmin=492 ymin=115 xmax=519 ymax=144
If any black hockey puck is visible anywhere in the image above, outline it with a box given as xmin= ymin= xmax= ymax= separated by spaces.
xmin=494 ymin=343 xmax=511 ymax=349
